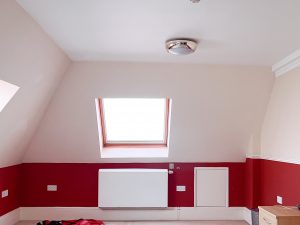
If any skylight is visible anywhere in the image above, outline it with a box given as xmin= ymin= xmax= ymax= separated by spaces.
xmin=0 ymin=80 xmax=19 ymax=112
xmin=97 ymin=98 xmax=170 ymax=148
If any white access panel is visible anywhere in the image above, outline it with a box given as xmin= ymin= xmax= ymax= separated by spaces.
xmin=194 ymin=167 xmax=228 ymax=207
xmin=98 ymin=169 xmax=168 ymax=208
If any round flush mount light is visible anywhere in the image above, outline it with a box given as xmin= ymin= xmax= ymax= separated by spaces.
xmin=166 ymin=39 xmax=198 ymax=55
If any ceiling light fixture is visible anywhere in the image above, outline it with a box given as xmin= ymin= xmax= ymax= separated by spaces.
xmin=166 ymin=39 xmax=198 ymax=55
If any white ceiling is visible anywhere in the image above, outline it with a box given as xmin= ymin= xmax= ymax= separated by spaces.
xmin=17 ymin=0 xmax=300 ymax=66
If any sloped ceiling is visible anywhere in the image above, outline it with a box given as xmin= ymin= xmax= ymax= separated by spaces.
xmin=23 ymin=62 xmax=274 ymax=163
xmin=0 ymin=0 xmax=70 ymax=167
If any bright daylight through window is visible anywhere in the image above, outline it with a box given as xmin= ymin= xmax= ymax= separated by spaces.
xmin=97 ymin=98 xmax=171 ymax=149
xmin=0 ymin=79 xmax=19 ymax=112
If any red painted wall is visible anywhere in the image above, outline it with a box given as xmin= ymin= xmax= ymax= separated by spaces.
xmin=20 ymin=162 xmax=245 ymax=207
xmin=5 ymin=159 xmax=299 ymax=216
xmin=245 ymin=158 xmax=300 ymax=209
xmin=260 ymin=159 xmax=300 ymax=206
xmin=0 ymin=165 xmax=21 ymax=216
xmin=245 ymin=158 xmax=261 ymax=209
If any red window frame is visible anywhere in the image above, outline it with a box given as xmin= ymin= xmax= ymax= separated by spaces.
xmin=97 ymin=98 xmax=171 ymax=148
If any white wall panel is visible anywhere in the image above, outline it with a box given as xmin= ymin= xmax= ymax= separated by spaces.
xmin=195 ymin=167 xmax=228 ymax=207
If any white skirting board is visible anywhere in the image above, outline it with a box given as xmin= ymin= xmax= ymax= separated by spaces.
xmin=20 ymin=207 xmax=248 ymax=221
xmin=0 ymin=208 xmax=20 ymax=225
xmin=243 ymin=208 xmax=252 ymax=225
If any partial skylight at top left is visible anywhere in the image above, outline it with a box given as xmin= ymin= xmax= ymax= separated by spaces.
xmin=0 ymin=80 xmax=19 ymax=112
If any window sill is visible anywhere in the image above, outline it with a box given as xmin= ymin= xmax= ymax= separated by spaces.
xmin=100 ymin=147 xmax=169 ymax=158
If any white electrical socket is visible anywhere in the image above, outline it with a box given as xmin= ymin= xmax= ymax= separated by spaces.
xmin=2 ymin=190 xmax=8 ymax=198
xmin=47 ymin=185 xmax=57 ymax=191
xmin=277 ymin=196 xmax=283 ymax=204
xmin=176 ymin=185 xmax=186 ymax=192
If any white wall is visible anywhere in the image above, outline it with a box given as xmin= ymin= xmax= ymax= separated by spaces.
xmin=0 ymin=0 xmax=70 ymax=167
xmin=261 ymin=66 xmax=300 ymax=163
xmin=23 ymin=62 xmax=273 ymax=163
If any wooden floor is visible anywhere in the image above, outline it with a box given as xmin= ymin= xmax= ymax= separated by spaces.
xmin=16 ymin=221 xmax=249 ymax=225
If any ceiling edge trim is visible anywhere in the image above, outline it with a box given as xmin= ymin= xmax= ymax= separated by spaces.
xmin=246 ymin=153 xmax=300 ymax=165
xmin=245 ymin=153 xmax=261 ymax=159
xmin=272 ymin=49 xmax=300 ymax=77
xmin=260 ymin=155 xmax=300 ymax=165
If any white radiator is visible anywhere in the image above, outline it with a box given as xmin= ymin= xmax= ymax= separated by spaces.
xmin=98 ymin=169 xmax=168 ymax=208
